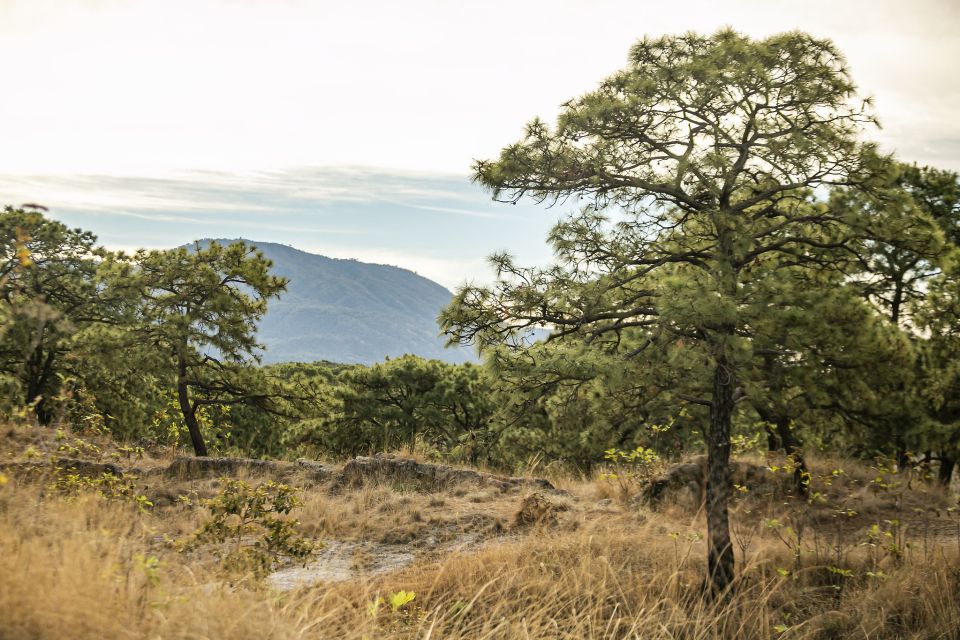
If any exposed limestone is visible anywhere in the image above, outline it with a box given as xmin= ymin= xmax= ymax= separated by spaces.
xmin=294 ymin=458 xmax=332 ymax=481
xmin=267 ymin=539 xmax=415 ymax=591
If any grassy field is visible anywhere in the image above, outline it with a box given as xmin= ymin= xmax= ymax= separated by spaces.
xmin=1 ymin=423 xmax=959 ymax=639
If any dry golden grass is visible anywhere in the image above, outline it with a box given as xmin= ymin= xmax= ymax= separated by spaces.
xmin=2 ymin=476 xmax=959 ymax=640
xmin=2 ymin=426 xmax=960 ymax=639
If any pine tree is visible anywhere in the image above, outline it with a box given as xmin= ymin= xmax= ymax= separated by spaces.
xmin=441 ymin=30 xmax=881 ymax=593
xmin=131 ymin=241 xmax=287 ymax=457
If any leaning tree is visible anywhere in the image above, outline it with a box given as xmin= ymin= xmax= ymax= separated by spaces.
xmin=441 ymin=30 xmax=882 ymax=592
xmin=130 ymin=241 xmax=287 ymax=457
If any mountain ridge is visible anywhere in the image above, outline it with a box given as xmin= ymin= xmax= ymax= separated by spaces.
xmin=197 ymin=238 xmax=475 ymax=365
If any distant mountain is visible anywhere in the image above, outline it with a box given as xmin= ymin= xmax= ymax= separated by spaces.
xmin=199 ymin=239 xmax=476 ymax=365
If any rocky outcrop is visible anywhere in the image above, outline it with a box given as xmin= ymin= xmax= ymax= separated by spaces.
xmin=3 ymin=452 xmax=556 ymax=495
xmin=643 ymin=456 xmax=708 ymax=508
xmin=335 ymin=454 xmax=556 ymax=493
xmin=294 ymin=458 xmax=332 ymax=481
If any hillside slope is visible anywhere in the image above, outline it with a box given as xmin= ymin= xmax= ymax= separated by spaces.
xmin=201 ymin=239 xmax=475 ymax=365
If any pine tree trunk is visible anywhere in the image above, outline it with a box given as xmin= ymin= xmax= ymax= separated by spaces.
xmin=707 ymin=354 xmax=735 ymax=594
xmin=706 ymin=220 xmax=738 ymax=596
xmin=25 ymin=346 xmax=56 ymax=425
xmin=939 ymin=454 xmax=955 ymax=487
xmin=177 ymin=360 xmax=207 ymax=457
xmin=765 ymin=424 xmax=780 ymax=452
xmin=896 ymin=446 xmax=910 ymax=472
xmin=775 ymin=417 xmax=809 ymax=496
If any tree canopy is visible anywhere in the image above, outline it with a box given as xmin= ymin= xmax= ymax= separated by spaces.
xmin=0 ymin=206 xmax=121 ymax=423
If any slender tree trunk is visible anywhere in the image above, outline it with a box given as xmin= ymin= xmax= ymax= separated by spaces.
xmin=469 ymin=432 xmax=479 ymax=466
xmin=707 ymin=352 xmax=735 ymax=595
xmin=889 ymin=285 xmax=913 ymax=471
xmin=407 ymin=422 xmax=417 ymax=454
xmin=939 ymin=454 xmax=955 ymax=487
xmin=25 ymin=345 xmax=49 ymax=424
xmin=755 ymin=404 xmax=809 ymax=496
xmin=775 ymin=417 xmax=809 ymax=496
xmin=706 ymin=218 xmax=738 ymax=596
xmin=177 ymin=359 xmax=207 ymax=457
xmin=896 ymin=446 xmax=911 ymax=472
xmin=24 ymin=376 xmax=43 ymax=423
xmin=765 ymin=424 xmax=780 ymax=452
xmin=890 ymin=281 xmax=903 ymax=328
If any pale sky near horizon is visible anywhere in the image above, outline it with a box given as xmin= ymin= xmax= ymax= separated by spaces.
xmin=1 ymin=0 xmax=959 ymax=286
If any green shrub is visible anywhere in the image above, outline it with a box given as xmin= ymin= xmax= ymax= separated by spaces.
xmin=185 ymin=479 xmax=315 ymax=578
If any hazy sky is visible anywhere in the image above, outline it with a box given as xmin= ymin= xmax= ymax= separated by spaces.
xmin=1 ymin=0 xmax=958 ymax=286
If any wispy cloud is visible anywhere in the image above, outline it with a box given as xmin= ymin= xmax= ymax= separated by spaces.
xmin=370 ymin=198 xmax=505 ymax=220
xmin=0 ymin=165 xmax=558 ymax=288
xmin=0 ymin=167 xmax=502 ymax=214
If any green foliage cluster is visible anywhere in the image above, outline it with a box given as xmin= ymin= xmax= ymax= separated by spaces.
xmin=600 ymin=445 xmax=663 ymax=502
xmin=277 ymin=355 xmax=689 ymax=472
xmin=282 ymin=355 xmax=498 ymax=465
xmin=0 ymin=206 xmax=290 ymax=456
xmin=47 ymin=468 xmax=153 ymax=512
xmin=367 ymin=589 xmax=423 ymax=631
xmin=183 ymin=479 xmax=314 ymax=578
